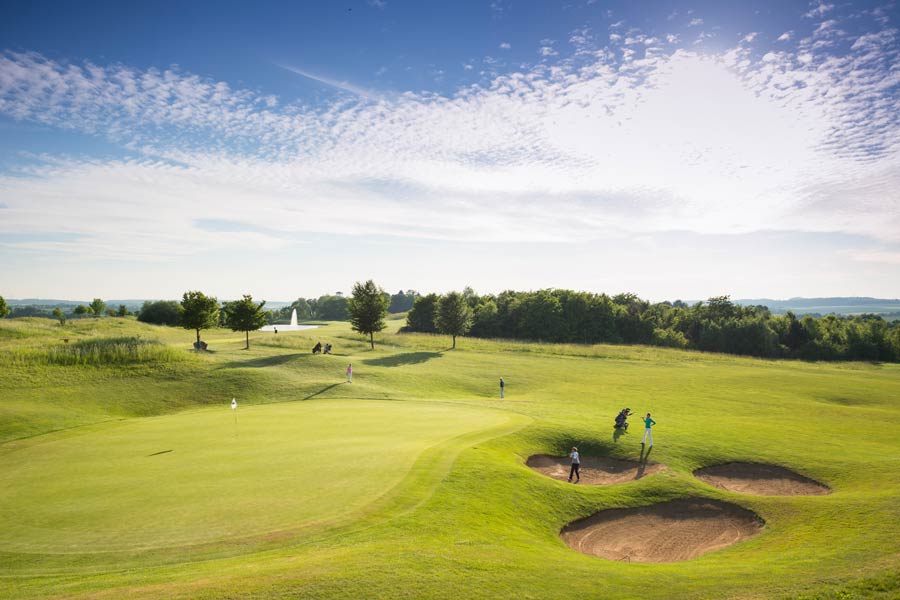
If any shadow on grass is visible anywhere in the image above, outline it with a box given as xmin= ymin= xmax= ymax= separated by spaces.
xmin=639 ymin=444 xmax=653 ymax=466
xmin=612 ymin=427 xmax=627 ymax=443
xmin=304 ymin=382 xmax=344 ymax=400
xmin=221 ymin=353 xmax=305 ymax=369
xmin=363 ymin=351 xmax=442 ymax=367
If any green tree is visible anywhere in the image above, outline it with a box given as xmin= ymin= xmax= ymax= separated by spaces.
xmin=117 ymin=304 xmax=130 ymax=317
xmin=137 ymin=300 xmax=183 ymax=326
xmin=404 ymin=293 xmax=439 ymax=333
xmin=73 ymin=305 xmax=89 ymax=317
xmin=435 ymin=291 xmax=473 ymax=349
xmin=316 ymin=295 xmax=349 ymax=320
xmin=52 ymin=307 xmax=66 ymax=326
xmin=388 ymin=290 xmax=418 ymax=313
xmin=288 ymin=298 xmax=312 ymax=321
xmin=89 ymin=298 xmax=106 ymax=317
xmin=347 ymin=279 xmax=389 ymax=349
xmin=181 ymin=291 xmax=220 ymax=347
xmin=0 ymin=295 xmax=8 ymax=319
xmin=223 ymin=295 xmax=268 ymax=349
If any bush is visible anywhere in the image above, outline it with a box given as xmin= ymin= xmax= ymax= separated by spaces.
xmin=137 ymin=300 xmax=183 ymax=326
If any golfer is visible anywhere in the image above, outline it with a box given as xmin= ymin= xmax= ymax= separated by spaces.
xmin=641 ymin=412 xmax=656 ymax=447
xmin=347 ymin=363 xmax=353 ymax=383
xmin=499 ymin=377 xmax=505 ymax=399
xmin=568 ymin=446 xmax=580 ymax=483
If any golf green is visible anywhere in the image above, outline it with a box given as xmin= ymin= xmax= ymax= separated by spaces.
xmin=0 ymin=400 xmax=511 ymax=552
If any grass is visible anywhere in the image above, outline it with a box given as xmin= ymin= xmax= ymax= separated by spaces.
xmin=0 ymin=316 xmax=898 ymax=599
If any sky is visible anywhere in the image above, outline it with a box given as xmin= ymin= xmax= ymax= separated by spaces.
xmin=1 ymin=0 xmax=899 ymax=302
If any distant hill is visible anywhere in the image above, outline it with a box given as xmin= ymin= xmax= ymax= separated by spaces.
xmin=732 ymin=297 xmax=900 ymax=317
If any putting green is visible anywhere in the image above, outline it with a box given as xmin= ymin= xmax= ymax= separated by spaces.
xmin=0 ymin=400 xmax=510 ymax=553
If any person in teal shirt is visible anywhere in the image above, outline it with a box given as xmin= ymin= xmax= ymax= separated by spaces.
xmin=641 ymin=413 xmax=656 ymax=447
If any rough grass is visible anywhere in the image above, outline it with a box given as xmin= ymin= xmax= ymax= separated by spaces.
xmin=0 ymin=317 xmax=898 ymax=600
xmin=2 ymin=336 xmax=189 ymax=366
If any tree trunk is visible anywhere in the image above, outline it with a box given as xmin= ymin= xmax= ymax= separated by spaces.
xmin=452 ymin=335 xmax=456 ymax=349
xmin=196 ymin=329 xmax=200 ymax=345
xmin=370 ymin=331 xmax=374 ymax=350
xmin=245 ymin=330 xmax=249 ymax=350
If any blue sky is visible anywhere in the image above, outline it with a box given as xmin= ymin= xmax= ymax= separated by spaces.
xmin=1 ymin=0 xmax=899 ymax=301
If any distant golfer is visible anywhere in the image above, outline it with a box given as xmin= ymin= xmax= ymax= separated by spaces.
xmin=641 ymin=413 xmax=656 ymax=447
xmin=347 ymin=363 xmax=353 ymax=383
xmin=499 ymin=377 xmax=505 ymax=399
xmin=568 ymin=446 xmax=580 ymax=483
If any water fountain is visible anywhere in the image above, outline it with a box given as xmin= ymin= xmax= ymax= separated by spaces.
xmin=261 ymin=308 xmax=317 ymax=332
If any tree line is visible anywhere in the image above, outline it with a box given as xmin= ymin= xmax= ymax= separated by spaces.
xmin=265 ymin=289 xmax=417 ymax=323
xmin=4 ymin=287 xmax=899 ymax=362
xmin=402 ymin=290 xmax=900 ymax=362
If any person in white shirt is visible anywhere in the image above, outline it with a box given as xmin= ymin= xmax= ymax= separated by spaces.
xmin=568 ymin=446 xmax=580 ymax=483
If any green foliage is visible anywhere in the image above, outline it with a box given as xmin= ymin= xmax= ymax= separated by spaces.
xmin=347 ymin=279 xmax=389 ymax=349
xmin=223 ymin=294 xmax=268 ymax=349
xmin=73 ymin=304 xmax=89 ymax=316
xmin=435 ymin=291 xmax=473 ymax=348
xmin=404 ymin=293 xmax=439 ymax=333
xmin=52 ymin=307 xmax=66 ymax=326
xmin=388 ymin=289 xmax=418 ymax=313
xmin=138 ymin=300 xmax=183 ymax=326
xmin=315 ymin=294 xmax=349 ymax=320
xmin=0 ymin=295 xmax=8 ymax=318
xmin=288 ymin=298 xmax=313 ymax=320
xmin=117 ymin=304 xmax=130 ymax=317
xmin=89 ymin=298 xmax=106 ymax=316
xmin=180 ymin=290 xmax=219 ymax=345
xmin=404 ymin=290 xmax=900 ymax=362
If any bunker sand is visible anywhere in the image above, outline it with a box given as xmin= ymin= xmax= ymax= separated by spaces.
xmin=694 ymin=462 xmax=830 ymax=496
xmin=561 ymin=497 xmax=764 ymax=563
xmin=526 ymin=454 xmax=664 ymax=484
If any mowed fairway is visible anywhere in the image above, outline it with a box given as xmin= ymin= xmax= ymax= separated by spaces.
xmin=0 ymin=401 xmax=513 ymax=553
xmin=1 ymin=317 xmax=899 ymax=599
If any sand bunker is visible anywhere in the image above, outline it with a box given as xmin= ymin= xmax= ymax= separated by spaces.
xmin=694 ymin=462 xmax=830 ymax=496
xmin=561 ymin=497 xmax=763 ymax=563
xmin=526 ymin=454 xmax=664 ymax=485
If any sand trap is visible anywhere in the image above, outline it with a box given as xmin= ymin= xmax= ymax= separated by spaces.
xmin=526 ymin=454 xmax=664 ymax=484
xmin=561 ymin=497 xmax=763 ymax=563
xmin=694 ymin=462 xmax=830 ymax=496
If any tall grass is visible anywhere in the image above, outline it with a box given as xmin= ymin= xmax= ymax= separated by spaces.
xmin=2 ymin=336 xmax=188 ymax=366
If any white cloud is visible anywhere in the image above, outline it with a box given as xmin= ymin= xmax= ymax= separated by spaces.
xmin=0 ymin=18 xmax=899 ymax=268
xmin=499 ymin=42 xmax=511 ymax=49
xmin=777 ymin=31 xmax=793 ymax=42
xmin=689 ymin=18 xmax=704 ymax=27
xmin=804 ymin=1 xmax=834 ymax=19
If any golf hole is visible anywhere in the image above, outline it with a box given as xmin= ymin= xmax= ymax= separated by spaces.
xmin=561 ymin=497 xmax=764 ymax=563
xmin=526 ymin=454 xmax=664 ymax=485
xmin=693 ymin=462 xmax=830 ymax=496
